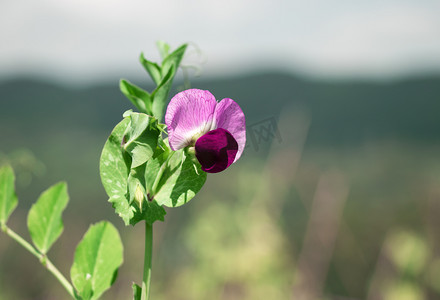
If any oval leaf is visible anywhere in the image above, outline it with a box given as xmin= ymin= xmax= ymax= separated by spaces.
xmin=100 ymin=118 xmax=133 ymax=225
xmin=149 ymin=150 xmax=207 ymax=207
xmin=70 ymin=221 xmax=123 ymax=300
xmin=27 ymin=182 xmax=69 ymax=254
xmin=0 ymin=165 xmax=18 ymax=226
xmin=100 ymin=117 xmax=167 ymax=226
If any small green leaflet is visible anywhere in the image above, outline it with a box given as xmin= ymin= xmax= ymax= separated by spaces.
xmin=70 ymin=221 xmax=123 ymax=300
xmin=123 ymin=112 xmax=160 ymax=169
xmin=150 ymin=64 xmax=176 ymax=122
xmin=120 ymin=79 xmax=151 ymax=115
xmin=127 ymin=164 xmax=146 ymax=207
xmin=27 ymin=182 xmax=69 ymax=254
xmin=126 ymin=164 xmax=166 ymax=226
xmin=151 ymin=43 xmax=187 ymax=121
xmin=161 ymin=43 xmax=187 ymax=79
xmin=156 ymin=41 xmax=171 ymax=60
xmin=132 ymin=283 xmax=142 ymax=300
xmin=139 ymin=53 xmax=161 ymax=86
xmin=129 ymin=199 xmax=166 ymax=226
xmin=0 ymin=165 xmax=18 ymax=226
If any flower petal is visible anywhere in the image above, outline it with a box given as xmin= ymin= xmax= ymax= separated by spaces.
xmin=165 ymin=89 xmax=217 ymax=150
xmin=195 ymin=128 xmax=238 ymax=173
xmin=211 ymin=98 xmax=246 ymax=161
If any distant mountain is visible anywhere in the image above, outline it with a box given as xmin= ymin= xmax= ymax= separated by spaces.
xmin=195 ymin=72 xmax=440 ymax=145
xmin=1 ymin=71 xmax=439 ymax=149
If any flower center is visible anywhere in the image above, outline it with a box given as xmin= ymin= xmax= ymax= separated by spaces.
xmin=194 ymin=128 xmax=238 ymax=173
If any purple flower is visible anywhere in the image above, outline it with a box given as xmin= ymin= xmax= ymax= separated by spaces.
xmin=165 ymin=89 xmax=246 ymax=173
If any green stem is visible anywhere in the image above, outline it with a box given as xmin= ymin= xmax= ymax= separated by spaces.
xmin=142 ymin=221 xmax=153 ymax=300
xmin=2 ymin=225 xmax=76 ymax=299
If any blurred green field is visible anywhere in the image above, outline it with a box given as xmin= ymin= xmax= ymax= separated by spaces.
xmin=1 ymin=72 xmax=439 ymax=299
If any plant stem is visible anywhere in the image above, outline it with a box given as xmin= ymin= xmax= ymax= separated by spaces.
xmin=2 ymin=225 xmax=76 ymax=299
xmin=142 ymin=221 xmax=153 ymax=300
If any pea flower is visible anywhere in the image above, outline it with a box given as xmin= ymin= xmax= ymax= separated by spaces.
xmin=165 ymin=89 xmax=246 ymax=173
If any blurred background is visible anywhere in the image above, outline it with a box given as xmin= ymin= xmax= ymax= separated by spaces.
xmin=1 ymin=0 xmax=440 ymax=299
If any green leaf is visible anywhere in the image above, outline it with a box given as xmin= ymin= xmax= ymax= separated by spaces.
xmin=148 ymin=44 xmax=187 ymax=121
xmin=144 ymin=147 xmax=169 ymax=196
xmin=100 ymin=118 xmax=133 ymax=225
xmin=27 ymin=182 xmax=69 ymax=254
xmin=0 ymin=165 xmax=18 ymax=226
xmin=127 ymin=160 xmax=166 ymax=226
xmin=71 ymin=221 xmax=123 ymax=300
xmin=161 ymin=43 xmax=187 ymax=78
xmin=126 ymin=43 xmax=187 ymax=121
xmin=151 ymin=65 xmax=176 ymax=121
xmin=156 ymin=40 xmax=170 ymax=60
xmin=120 ymin=79 xmax=152 ymax=114
xmin=100 ymin=117 xmax=166 ymax=226
xmin=130 ymin=199 xmax=167 ymax=226
xmin=127 ymin=164 xmax=146 ymax=207
xmin=147 ymin=149 xmax=207 ymax=207
xmin=139 ymin=53 xmax=161 ymax=86
xmin=123 ymin=112 xmax=160 ymax=168
xmin=132 ymin=283 xmax=142 ymax=300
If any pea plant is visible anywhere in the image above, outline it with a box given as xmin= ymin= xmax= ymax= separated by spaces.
xmin=0 ymin=42 xmax=246 ymax=300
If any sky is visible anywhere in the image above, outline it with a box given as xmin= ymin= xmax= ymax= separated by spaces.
xmin=1 ymin=0 xmax=440 ymax=84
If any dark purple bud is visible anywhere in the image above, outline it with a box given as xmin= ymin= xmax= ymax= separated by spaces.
xmin=195 ymin=128 xmax=238 ymax=173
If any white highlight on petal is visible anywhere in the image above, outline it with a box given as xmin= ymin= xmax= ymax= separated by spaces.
xmin=165 ymin=89 xmax=217 ymax=150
